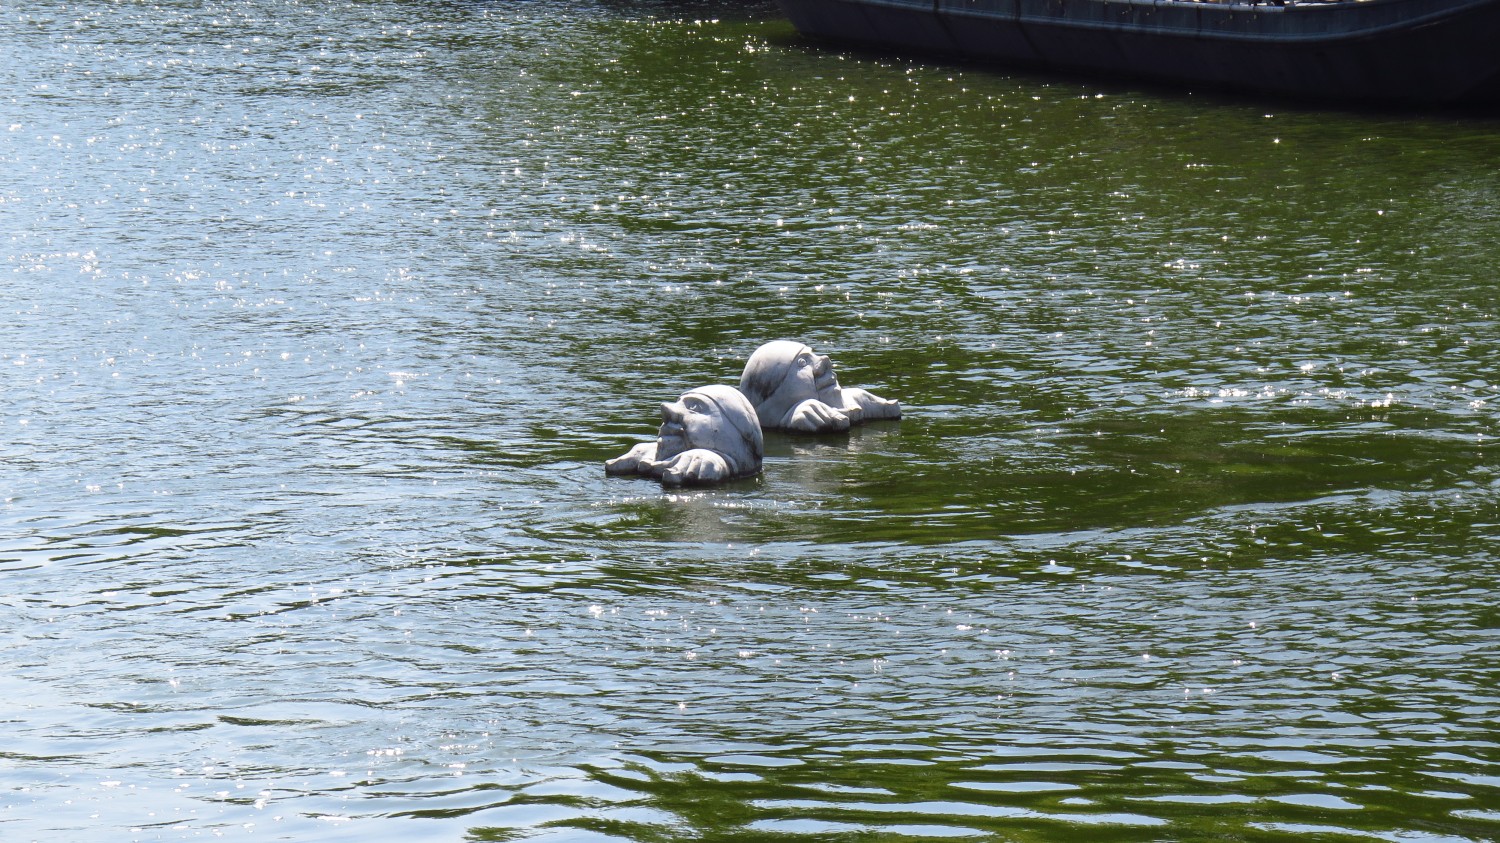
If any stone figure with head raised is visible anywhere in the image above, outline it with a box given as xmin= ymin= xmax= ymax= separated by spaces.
xmin=605 ymin=383 xmax=764 ymax=486
xmin=738 ymin=340 xmax=901 ymax=433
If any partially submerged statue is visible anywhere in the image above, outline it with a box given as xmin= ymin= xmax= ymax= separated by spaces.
xmin=605 ymin=384 xmax=764 ymax=486
xmin=739 ymin=340 xmax=901 ymax=433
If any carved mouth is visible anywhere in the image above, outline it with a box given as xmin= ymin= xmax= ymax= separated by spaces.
xmin=657 ymin=421 xmax=686 ymax=450
xmin=656 ymin=425 xmax=686 ymax=459
xmin=812 ymin=356 xmax=839 ymax=391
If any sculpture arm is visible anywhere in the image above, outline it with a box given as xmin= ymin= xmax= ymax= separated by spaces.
xmin=605 ymin=441 xmax=658 ymax=475
xmin=782 ymin=399 xmax=851 ymax=433
xmin=656 ymin=448 xmax=734 ymax=487
xmin=841 ymin=387 xmax=901 ymax=421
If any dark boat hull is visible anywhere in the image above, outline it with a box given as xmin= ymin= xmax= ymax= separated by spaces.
xmin=775 ymin=0 xmax=1500 ymax=104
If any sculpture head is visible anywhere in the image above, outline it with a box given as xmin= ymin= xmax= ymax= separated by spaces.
xmin=738 ymin=340 xmax=841 ymax=426
xmin=655 ymin=383 xmax=764 ymax=476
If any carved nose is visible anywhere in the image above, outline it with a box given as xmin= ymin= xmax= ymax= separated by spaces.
xmin=660 ymin=401 xmax=679 ymax=420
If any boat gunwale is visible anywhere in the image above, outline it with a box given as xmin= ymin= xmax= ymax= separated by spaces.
xmin=839 ymin=0 xmax=1497 ymax=44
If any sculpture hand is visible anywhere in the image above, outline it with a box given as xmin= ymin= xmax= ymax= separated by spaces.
xmin=845 ymin=387 xmax=901 ymax=421
xmin=605 ymin=441 xmax=657 ymax=475
xmin=784 ymin=399 xmax=850 ymax=433
xmin=657 ymin=448 xmax=732 ymax=487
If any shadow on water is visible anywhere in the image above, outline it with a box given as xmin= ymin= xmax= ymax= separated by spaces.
xmin=514 ymin=392 xmax=1493 ymax=549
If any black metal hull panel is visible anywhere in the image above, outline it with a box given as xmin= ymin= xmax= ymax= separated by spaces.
xmin=775 ymin=0 xmax=1500 ymax=103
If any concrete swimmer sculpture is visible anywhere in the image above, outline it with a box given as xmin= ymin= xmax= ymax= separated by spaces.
xmin=738 ymin=340 xmax=901 ymax=433
xmin=605 ymin=383 xmax=764 ymax=486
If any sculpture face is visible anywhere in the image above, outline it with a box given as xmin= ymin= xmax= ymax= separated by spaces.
xmin=786 ymin=344 xmax=842 ymax=404
xmin=739 ymin=340 xmax=842 ymax=424
xmin=655 ymin=384 xmax=764 ymax=472
xmin=656 ymin=391 xmax=721 ymax=461
xmin=739 ymin=340 xmax=902 ymax=432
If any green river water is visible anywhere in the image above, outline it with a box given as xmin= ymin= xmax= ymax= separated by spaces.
xmin=3 ymin=0 xmax=1499 ymax=840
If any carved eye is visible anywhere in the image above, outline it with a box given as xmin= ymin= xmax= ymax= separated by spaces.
xmin=796 ymin=354 xmax=813 ymax=368
xmin=684 ymin=397 xmax=708 ymax=414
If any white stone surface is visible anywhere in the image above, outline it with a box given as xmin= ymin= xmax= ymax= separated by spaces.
xmin=738 ymin=340 xmax=901 ymax=433
xmin=605 ymin=383 xmax=764 ymax=486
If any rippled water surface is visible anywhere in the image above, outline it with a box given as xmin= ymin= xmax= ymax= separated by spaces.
xmin=4 ymin=0 xmax=1500 ymax=839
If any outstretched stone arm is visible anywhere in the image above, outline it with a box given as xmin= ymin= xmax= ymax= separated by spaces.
xmin=782 ymin=399 xmax=852 ymax=433
xmin=842 ymin=388 xmax=901 ymax=421
xmin=654 ymin=448 xmax=733 ymax=487
xmin=605 ymin=441 xmax=658 ymax=475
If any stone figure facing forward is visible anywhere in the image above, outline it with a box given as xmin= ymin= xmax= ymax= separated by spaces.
xmin=605 ymin=384 xmax=764 ymax=486
xmin=738 ymin=340 xmax=901 ymax=433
